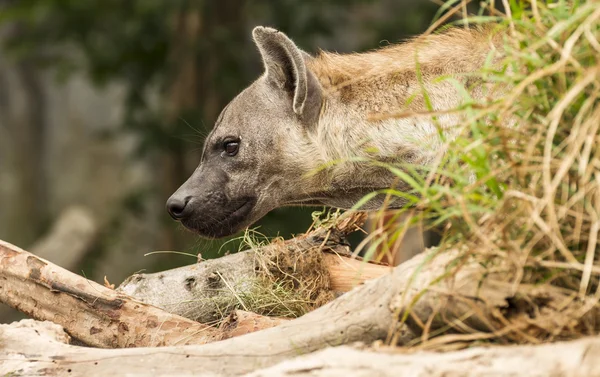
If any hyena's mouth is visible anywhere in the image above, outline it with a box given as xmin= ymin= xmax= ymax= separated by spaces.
xmin=180 ymin=197 xmax=256 ymax=238
xmin=229 ymin=200 xmax=254 ymax=218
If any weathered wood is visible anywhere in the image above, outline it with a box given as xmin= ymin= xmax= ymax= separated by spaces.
xmin=0 ymin=239 xmax=221 ymax=348
xmin=0 ymin=249 xmax=436 ymax=376
xmin=246 ymin=340 xmax=600 ymax=377
xmin=3 ymin=319 xmax=600 ymax=377
xmin=118 ymin=250 xmax=389 ymax=324
xmin=118 ymin=212 xmax=389 ymax=323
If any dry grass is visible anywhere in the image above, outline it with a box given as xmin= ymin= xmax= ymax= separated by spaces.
xmin=366 ymin=0 xmax=600 ymax=347
xmin=195 ymin=0 xmax=600 ymax=344
xmin=201 ymin=211 xmax=363 ymax=322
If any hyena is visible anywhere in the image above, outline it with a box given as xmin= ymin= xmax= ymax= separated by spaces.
xmin=166 ymin=25 xmax=505 ymax=239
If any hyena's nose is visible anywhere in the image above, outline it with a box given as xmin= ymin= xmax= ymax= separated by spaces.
xmin=166 ymin=196 xmax=191 ymax=220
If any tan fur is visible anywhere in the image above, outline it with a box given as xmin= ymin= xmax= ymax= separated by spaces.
xmin=308 ymin=26 xmax=504 ymax=113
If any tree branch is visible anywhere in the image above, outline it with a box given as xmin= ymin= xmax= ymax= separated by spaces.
xmin=118 ymin=212 xmax=389 ymax=323
xmin=0 ymin=240 xmax=220 ymax=347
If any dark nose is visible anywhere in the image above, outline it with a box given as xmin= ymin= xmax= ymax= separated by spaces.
xmin=166 ymin=196 xmax=191 ymax=220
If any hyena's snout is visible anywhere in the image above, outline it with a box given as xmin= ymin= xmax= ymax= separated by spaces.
xmin=166 ymin=178 xmax=259 ymax=238
xmin=166 ymin=195 xmax=191 ymax=220
xmin=166 ymin=169 xmax=215 ymax=224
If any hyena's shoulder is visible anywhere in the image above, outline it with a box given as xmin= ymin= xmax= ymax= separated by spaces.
xmin=306 ymin=25 xmax=505 ymax=111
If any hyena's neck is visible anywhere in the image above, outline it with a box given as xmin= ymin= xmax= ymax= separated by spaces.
xmin=298 ymin=26 xmax=505 ymax=199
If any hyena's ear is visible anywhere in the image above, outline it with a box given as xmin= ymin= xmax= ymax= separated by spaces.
xmin=252 ymin=26 xmax=321 ymax=123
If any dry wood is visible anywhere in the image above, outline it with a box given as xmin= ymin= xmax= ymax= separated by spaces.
xmin=3 ymin=319 xmax=600 ymax=377
xmin=0 ymin=239 xmax=221 ymax=348
xmin=0 ymin=249 xmax=446 ymax=376
xmin=246 ymin=341 xmax=600 ymax=377
xmin=119 ymin=212 xmax=390 ymax=323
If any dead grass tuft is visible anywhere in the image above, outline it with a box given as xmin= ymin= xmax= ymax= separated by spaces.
xmin=252 ymin=236 xmax=335 ymax=315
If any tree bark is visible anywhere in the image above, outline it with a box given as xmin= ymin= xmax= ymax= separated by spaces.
xmin=118 ymin=212 xmax=388 ymax=323
xmin=0 ymin=239 xmax=221 ymax=348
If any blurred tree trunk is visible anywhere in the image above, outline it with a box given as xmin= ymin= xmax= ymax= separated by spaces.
xmin=0 ymin=47 xmax=48 ymax=247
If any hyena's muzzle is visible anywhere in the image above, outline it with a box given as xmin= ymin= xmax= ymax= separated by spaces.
xmin=166 ymin=167 xmax=257 ymax=238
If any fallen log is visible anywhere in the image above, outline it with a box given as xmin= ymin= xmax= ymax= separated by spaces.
xmin=118 ymin=241 xmax=389 ymax=323
xmin=0 ymin=212 xmax=388 ymax=347
xmin=0 ymin=247 xmax=496 ymax=375
xmin=3 ymin=319 xmax=600 ymax=377
xmin=118 ymin=212 xmax=389 ymax=323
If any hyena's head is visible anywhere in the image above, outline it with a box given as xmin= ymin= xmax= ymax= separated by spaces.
xmin=166 ymin=27 xmax=325 ymax=238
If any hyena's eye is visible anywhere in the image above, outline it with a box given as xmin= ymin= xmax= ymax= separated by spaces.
xmin=223 ymin=139 xmax=240 ymax=157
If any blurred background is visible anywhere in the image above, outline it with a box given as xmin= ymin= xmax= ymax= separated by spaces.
xmin=0 ymin=0 xmax=446 ymax=320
